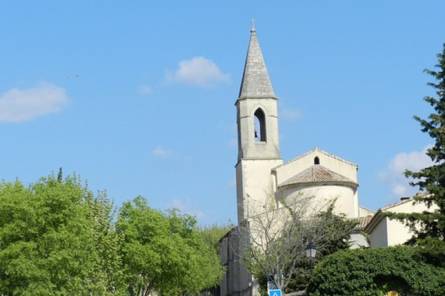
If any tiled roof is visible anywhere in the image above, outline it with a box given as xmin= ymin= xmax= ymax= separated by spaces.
xmin=364 ymin=197 xmax=415 ymax=233
xmin=364 ymin=195 xmax=428 ymax=233
xmin=380 ymin=197 xmax=414 ymax=211
xmin=355 ymin=215 xmax=374 ymax=230
xmin=279 ymin=164 xmax=357 ymax=187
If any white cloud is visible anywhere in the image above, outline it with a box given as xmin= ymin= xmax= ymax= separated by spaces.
xmin=281 ymin=107 xmax=302 ymax=122
xmin=151 ymin=146 xmax=172 ymax=158
xmin=380 ymin=146 xmax=433 ymax=197
xmin=138 ymin=85 xmax=153 ymax=96
xmin=0 ymin=82 xmax=69 ymax=123
xmin=167 ymin=56 xmax=229 ymax=87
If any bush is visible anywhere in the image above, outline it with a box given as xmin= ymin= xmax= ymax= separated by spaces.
xmin=307 ymin=246 xmax=445 ymax=296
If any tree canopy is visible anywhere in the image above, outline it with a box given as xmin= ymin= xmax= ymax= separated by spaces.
xmin=389 ymin=44 xmax=445 ymax=241
xmin=198 ymin=223 xmax=233 ymax=253
xmin=242 ymin=199 xmax=357 ymax=294
xmin=0 ymin=175 xmax=124 ymax=295
xmin=0 ymin=174 xmax=224 ymax=295
xmin=307 ymin=245 xmax=445 ymax=296
xmin=116 ymin=197 xmax=223 ymax=296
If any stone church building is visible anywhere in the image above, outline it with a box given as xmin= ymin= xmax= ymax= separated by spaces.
xmin=215 ymin=26 xmax=424 ymax=296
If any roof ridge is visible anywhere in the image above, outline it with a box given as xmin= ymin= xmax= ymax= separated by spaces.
xmin=381 ymin=197 xmax=414 ymax=211
xmin=274 ymin=147 xmax=358 ymax=171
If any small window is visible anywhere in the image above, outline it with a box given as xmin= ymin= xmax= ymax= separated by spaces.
xmin=254 ymin=108 xmax=266 ymax=142
xmin=314 ymin=156 xmax=320 ymax=165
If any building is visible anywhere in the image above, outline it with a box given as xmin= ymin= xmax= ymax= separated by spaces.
xmin=364 ymin=196 xmax=433 ymax=248
xmin=235 ymin=26 xmax=370 ymax=223
xmin=217 ymin=25 xmax=373 ymax=296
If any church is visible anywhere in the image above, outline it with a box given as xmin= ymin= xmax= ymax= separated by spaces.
xmin=214 ymin=25 xmax=373 ymax=296
xmin=234 ymin=25 xmax=372 ymax=224
xmin=216 ymin=26 xmax=423 ymax=296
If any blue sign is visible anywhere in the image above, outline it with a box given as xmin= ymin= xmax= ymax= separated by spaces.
xmin=268 ymin=289 xmax=282 ymax=296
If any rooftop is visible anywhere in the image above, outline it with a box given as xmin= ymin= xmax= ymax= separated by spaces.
xmin=238 ymin=26 xmax=276 ymax=99
xmin=279 ymin=164 xmax=357 ymax=188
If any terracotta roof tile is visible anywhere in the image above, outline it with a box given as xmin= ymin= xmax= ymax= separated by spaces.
xmin=279 ymin=165 xmax=357 ymax=187
xmin=355 ymin=215 xmax=374 ymax=230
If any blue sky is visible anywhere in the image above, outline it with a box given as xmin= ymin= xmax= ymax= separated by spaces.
xmin=1 ymin=1 xmax=444 ymax=225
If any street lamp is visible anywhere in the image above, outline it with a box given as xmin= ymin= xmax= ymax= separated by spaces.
xmin=305 ymin=241 xmax=317 ymax=260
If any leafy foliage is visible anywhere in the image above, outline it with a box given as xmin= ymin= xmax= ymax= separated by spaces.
xmin=307 ymin=246 xmax=445 ymax=296
xmin=116 ymin=197 xmax=223 ymax=296
xmin=313 ymin=204 xmax=359 ymax=256
xmin=198 ymin=223 xmax=233 ymax=252
xmin=0 ymin=174 xmax=224 ymax=295
xmin=388 ymin=44 xmax=445 ymax=241
xmin=0 ymin=175 xmax=125 ymax=295
xmin=243 ymin=200 xmax=357 ymax=294
xmin=287 ymin=204 xmax=358 ymax=292
xmin=88 ymin=191 xmax=126 ymax=295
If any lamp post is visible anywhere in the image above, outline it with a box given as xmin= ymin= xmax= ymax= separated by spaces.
xmin=304 ymin=241 xmax=317 ymax=295
xmin=305 ymin=241 xmax=317 ymax=261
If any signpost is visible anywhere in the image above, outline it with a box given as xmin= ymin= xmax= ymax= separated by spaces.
xmin=268 ymin=288 xmax=282 ymax=296
xmin=267 ymin=274 xmax=282 ymax=296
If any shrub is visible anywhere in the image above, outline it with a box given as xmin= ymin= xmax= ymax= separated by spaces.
xmin=307 ymin=246 xmax=445 ymax=296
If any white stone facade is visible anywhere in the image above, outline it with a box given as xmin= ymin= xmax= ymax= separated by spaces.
xmin=214 ymin=25 xmax=438 ymax=296
xmin=365 ymin=198 xmax=436 ymax=248
xmin=217 ymin=26 xmax=371 ymax=296
xmin=273 ymin=148 xmax=360 ymax=219
xmin=234 ymin=28 xmax=365 ymax=226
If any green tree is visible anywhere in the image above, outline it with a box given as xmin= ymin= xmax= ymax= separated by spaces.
xmin=0 ymin=175 xmax=123 ymax=295
xmin=57 ymin=167 xmax=63 ymax=183
xmin=0 ymin=173 xmax=224 ymax=295
xmin=88 ymin=191 xmax=126 ymax=295
xmin=307 ymin=246 xmax=445 ymax=296
xmin=116 ymin=197 xmax=223 ymax=296
xmin=198 ymin=223 xmax=233 ymax=252
xmin=287 ymin=204 xmax=358 ymax=292
xmin=389 ymin=44 xmax=445 ymax=241
xmin=242 ymin=199 xmax=357 ymax=294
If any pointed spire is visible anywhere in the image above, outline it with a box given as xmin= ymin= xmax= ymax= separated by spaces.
xmin=239 ymin=24 xmax=276 ymax=99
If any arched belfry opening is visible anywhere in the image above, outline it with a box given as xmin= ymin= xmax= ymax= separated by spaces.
xmin=314 ymin=156 xmax=320 ymax=165
xmin=254 ymin=108 xmax=266 ymax=142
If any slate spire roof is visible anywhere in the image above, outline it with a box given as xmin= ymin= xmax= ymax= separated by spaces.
xmin=238 ymin=25 xmax=276 ymax=99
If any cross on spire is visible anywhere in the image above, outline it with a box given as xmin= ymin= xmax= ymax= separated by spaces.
xmin=251 ymin=18 xmax=256 ymax=33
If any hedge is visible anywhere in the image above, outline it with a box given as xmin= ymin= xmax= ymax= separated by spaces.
xmin=307 ymin=246 xmax=445 ymax=296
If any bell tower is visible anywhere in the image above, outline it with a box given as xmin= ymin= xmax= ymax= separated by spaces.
xmin=235 ymin=25 xmax=283 ymax=223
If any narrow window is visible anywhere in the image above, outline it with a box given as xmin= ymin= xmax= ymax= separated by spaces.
xmin=254 ymin=108 xmax=266 ymax=142
xmin=314 ymin=156 xmax=320 ymax=165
